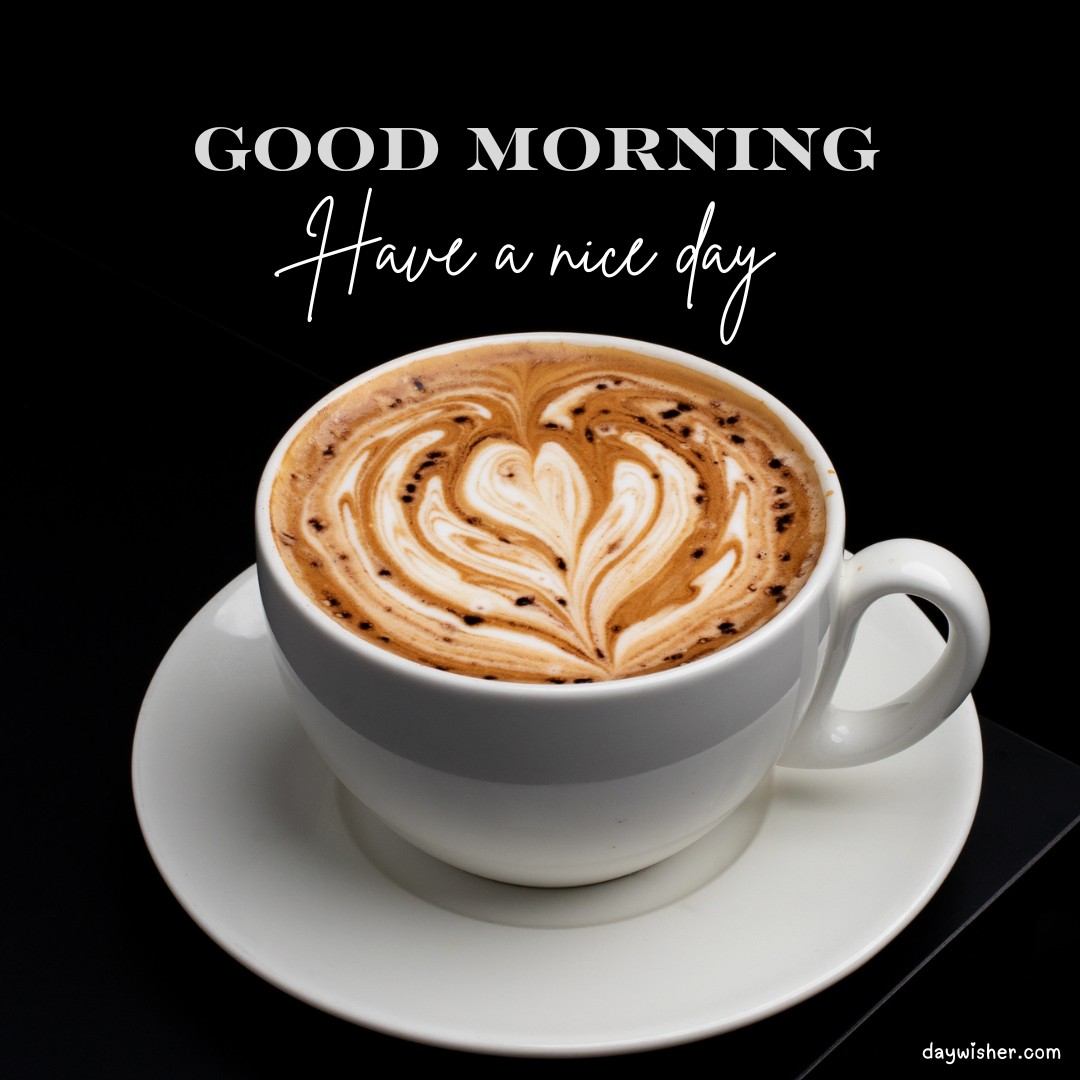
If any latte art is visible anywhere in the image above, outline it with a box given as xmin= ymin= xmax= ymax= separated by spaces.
xmin=271 ymin=343 xmax=827 ymax=681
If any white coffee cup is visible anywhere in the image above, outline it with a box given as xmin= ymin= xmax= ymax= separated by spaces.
xmin=255 ymin=333 xmax=989 ymax=887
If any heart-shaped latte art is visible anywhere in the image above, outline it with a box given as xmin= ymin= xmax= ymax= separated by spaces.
xmin=272 ymin=344 xmax=825 ymax=681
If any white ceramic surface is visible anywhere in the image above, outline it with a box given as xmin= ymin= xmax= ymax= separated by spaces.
xmin=255 ymin=332 xmax=989 ymax=885
xmin=133 ymin=567 xmax=982 ymax=1057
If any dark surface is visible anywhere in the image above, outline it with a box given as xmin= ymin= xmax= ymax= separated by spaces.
xmin=4 ymin=89 xmax=1072 ymax=1075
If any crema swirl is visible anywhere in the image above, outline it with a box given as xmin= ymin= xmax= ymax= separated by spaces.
xmin=271 ymin=342 xmax=827 ymax=682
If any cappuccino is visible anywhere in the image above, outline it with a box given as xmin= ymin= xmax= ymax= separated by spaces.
xmin=270 ymin=341 xmax=826 ymax=682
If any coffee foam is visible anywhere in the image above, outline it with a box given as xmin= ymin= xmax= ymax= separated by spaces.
xmin=271 ymin=342 xmax=826 ymax=682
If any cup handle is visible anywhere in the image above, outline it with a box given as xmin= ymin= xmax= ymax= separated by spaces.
xmin=779 ymin=539 xmax=990 ymax=768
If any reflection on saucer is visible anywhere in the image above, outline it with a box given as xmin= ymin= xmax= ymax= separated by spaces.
xmin=338 ymin=775 xmax=771 ymax=930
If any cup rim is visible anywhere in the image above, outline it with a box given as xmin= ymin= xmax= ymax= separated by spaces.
xmin=255 ymin=332 xmax=846 ymax=696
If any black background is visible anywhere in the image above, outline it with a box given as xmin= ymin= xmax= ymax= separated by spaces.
xmin=6 ymin=91 xmax=1074 ymax=1076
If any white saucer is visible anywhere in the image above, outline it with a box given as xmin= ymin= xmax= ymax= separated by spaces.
xmin=132 ymin=567 xmax=982 ymax=1057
